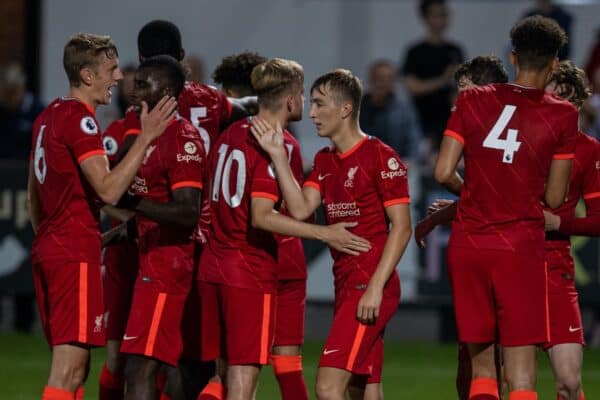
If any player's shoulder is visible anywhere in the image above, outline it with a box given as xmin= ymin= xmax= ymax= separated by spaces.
xmin=180 ymin=81 xmax=225 ymax=104
xmin=53 ymin=97 xmax=100 ymax=135
xmin=575 ymin=132 xmax=600 ymax=159
xmin=542 ymin=91 xmax=578 ymax=113
xmin=105 ymin=118 xmax=126 ymax=136
xmin=283 ymin=130 xmax=300 ymax=147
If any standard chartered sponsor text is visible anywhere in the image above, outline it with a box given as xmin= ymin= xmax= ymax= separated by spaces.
xmin=327 ymin=201 xmax=361 ymax=218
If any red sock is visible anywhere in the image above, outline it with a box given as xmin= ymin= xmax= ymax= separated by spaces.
xmin=159 ymin=394 xmax=172 ymax=400
xmin=580 ymin=391 xmax=585 ymax=400
xmin=469 ymin=377 xmax=499 ymax=400
xmin=98 ymin=364 xmax=125 ymax=400
xmin=271 ymin=355 xmax=308 ymax=400
xmin=156 ymin=370 xmax=168 ymax=393
xmin=197 ymin=382 xmax=224 ymax=400
xmin=75 ymin=387 xmax=84 ymax=400
xmin=509 ymin=390 xmax=537 ymax=400
xmin=42 ymin=386 xmax=74 ymax=400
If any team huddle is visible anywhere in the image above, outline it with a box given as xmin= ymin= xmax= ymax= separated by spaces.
xmin=25 ymin=12 xmax=595 ymax=400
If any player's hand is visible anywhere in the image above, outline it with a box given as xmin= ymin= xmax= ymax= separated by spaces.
xmin=427 ymin=199 xmax=454 ymax=216
xmin=414 ymin=217 xmax=434 ymax=249
xmin=321 ymin=222 xmax=371 ymax=256
xmin=140 ymin=96 xmax=177 ymax=141
xmin=543 ymin=210 xmax=561 ymax=231
xmin=250 ymin=117 xmax=286 ymax=159
xmin=356 ymin=285 xmax=383 ymax=325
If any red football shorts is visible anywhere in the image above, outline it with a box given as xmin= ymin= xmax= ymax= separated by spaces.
xmin=120 ymin=280 xmax=187 ymax=366
xmin=33 ymin=261 xmax=105 ymax=347
xmin=447 ymin=245 xmax=549 ymax=347
xmin=102 ymin=242 xmax=139 ymax=341
xmin=318 ymin=288 xmax=399 ymax=377
xmin=199 ymin=282 xmax=276 ymax=365
xmin=273 ymin=279 xmax=306 ymax=347
xmin=181 ymin=278 xmax=203 ymax=360
xmin=544 ymin=245 xmax=584 ymax=349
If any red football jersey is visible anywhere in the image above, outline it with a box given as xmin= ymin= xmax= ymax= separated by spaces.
xmin=304 ymin=136 xmax=410 ymax=294
xmin=445 ymin=84 xmax=578 ymax=251
xmin=276 ymin=131 xmax=307 ymax=281
xmin=102 ymin=118 xmax=127 ymax=166
xmin=545 ymin=132 xmax=600 ymax=246
xmin=198 ymin=119 xmax=280 ymax=293
xmin=30 ymin=97 xmax=106 ymax=264
xmin=129 ymin=117 xmax=205 ymax=293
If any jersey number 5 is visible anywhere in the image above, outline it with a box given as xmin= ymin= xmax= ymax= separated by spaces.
xmin=190 ymin=107 xmax=211 ymax=154
xmin=483 ymin=105 xmax=521 ymax=164
xmin=34 ymin=125 xmax=47 ymax=184
xmin=212 ymin=143 xmax=246 ymax=208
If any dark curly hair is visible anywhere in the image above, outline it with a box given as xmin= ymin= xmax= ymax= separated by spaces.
xmin=212 ymin=52 xmax=267 ymax=97
xmin=548 ymin=60 xmax=591 ymax=108
xmin=137 ymin=20 xmax=183 ymax=61
xmin=510 ymin=15 xmax=568 ymax=71
xmin=454 ymin=55 xmax=508 ymax=87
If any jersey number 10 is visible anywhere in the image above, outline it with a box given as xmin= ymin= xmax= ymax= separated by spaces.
xmin=482 ymin=105 xmax=521 ymax=164
xmin=212 ymin=143 xmax=246 ymax=208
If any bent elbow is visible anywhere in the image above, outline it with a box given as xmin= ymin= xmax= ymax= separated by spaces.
xmin=99 ymin=192 xmax=120 ymax=207
xmin=545 ymin=195 xmax=564 ymax=210
xmin=251 ymin=213 xmax=266 ymax=230
xmin=433 ymin=166 xmax=450 ymax=186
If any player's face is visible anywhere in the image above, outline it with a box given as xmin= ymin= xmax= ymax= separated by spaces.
xmin=288 ymin=85 xmax=305 ymax=122
xmin=91 ymin=54 xmax=123 ymax=105
xmin=132 ymin=69 xmax=166 ymax=113
xmin=309 ymin=86 xmax=344 ymax=138
xmin=457 ymin=76 xmax=475 ymax=92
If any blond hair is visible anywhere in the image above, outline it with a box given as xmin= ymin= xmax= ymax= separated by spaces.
xmin=251 ymin=58 xmax=304 ymax=110
xmin=63 ymin=33 xmax=118 ymax=87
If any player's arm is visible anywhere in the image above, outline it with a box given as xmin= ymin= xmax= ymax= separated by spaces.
xmin=220 ymin=96 xmax=258 ymax=131
xmin=102 ymin=205 xmax=134 ymax=222
xmin=434 ymin=135 xmax=464 ymax=195
xmin=545 ymin=159 xmax=572 ymax=209
xmin=26 ymin=160 xmax=41 ymax=234
xmin=415 ymin=200 xmax=457 ymax=248
xmin=101 ymin=218 xmax=136 ymax=247
xmin=250 ymin=118 xmax=321 ymax=220
xmin=125 ymin=187 xmax=201 ymax=228
xmin=251 ymin=197 xmax=370 ymax=256
xmin=80 ymin=97 xmax=177 ymax=205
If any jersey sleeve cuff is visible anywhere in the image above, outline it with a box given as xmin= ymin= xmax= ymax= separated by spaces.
xmin=443 ymin=129 xmax=464 ymax=145
xmin=77 ymin=149 xmax=106 ymax=164
xmin=124 ymin=128 xmax=141 ymax=137
xmin=303 ymin=181 xmax=320 ymax=191
xmin=553 ymin=153 xmax=575 ymax=160
xmin=383 ymin=197 xmax=411 ymax=207
xmin=583 ymin=192 xmax=600 ymax=200
xmin=251 ymin=191 xmax=279 ymax=202
xmin=171 ymin=181 xmax=203 ymax=191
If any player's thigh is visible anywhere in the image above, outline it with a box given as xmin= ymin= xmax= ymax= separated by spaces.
xmin=273 ymin=279 xmax=306 ymax=348
xmin=221 ymin=285 xmax=276 ymax=366
xmin=447 ymin=246 xmax=496 ymax=343
xmin=493 ymin=251 xmax=547 ymax=346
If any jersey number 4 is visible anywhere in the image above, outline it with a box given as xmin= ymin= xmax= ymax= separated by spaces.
xmin=483 ymin=105 xmax=521 ymax=164
xmin=212 ymin=143 xmax=246 ymax=208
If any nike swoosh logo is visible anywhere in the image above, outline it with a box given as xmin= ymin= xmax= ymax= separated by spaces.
xmin=323 ymin=349 xmax=339 ymax=355
xmin=318 ymin=174 xmax=332 ymax=181
xmin=123 ymin=335 xmax=138 ymax=341
xmin=569 ymin=326 xmax=582 ymax=333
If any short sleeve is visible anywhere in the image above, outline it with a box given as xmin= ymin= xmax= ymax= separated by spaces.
xmin=166 ymin=125 xmax=205 ymax=191
xmin=250 ymin=147 xmax=280 ymax=202
xmin=123 ymin=109 xmax=141 ymax=138
xmin=581 ymin=140 xmax=600 ymax=212
xmin=64 ymin=111 xmax=106 ymax=164
xmin=443 ymin=93 xmax=467 ymax=145
xmin=553 ymin=108 xmax=578 ymax=160
xmin=303 ymin=154 xmax=323 ymax=194
xmin=374 ymin=144 xmax=410 ymax=207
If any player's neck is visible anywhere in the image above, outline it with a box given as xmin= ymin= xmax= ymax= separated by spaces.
xmin=512 ymin=71 xmax=549 ymax=90
xmin=68 ymin=87 xmax=98 ymax=113
xmin=331 ymin=123 xmax=365 ymax=154
xmin=255 ymin=109 xmax=288 ymax=130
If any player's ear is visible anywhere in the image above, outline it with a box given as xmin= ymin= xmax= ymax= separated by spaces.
xmin=551 ymin=57 xmax=559 ymax=71
xmin=509 ymin=50 xmax=517 ymax=67
xmin=341 ymin=102 xmax=353 ymax=119
xmin=80 ymin=67 xmax=93 ymax=87
xmin=179 ymin=49 xmax=186 ymax=62
xmin=286 ymin=95 xmax=293 ymax=112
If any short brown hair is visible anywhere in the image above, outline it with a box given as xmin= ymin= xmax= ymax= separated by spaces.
xmin=63 ymin=33 xmax=118 ymax=87
xmin=310 ymin=69 xmax=363 ymax=120
xmin=510 ymin=16 xmax=567 ymax=71
xmin=548 ymin=60 xmax=591 ymax=108
xmin=454 ymin=55 xmax=508 ymax=87
xmin=250 ymin=58 xmax=304 ymax=110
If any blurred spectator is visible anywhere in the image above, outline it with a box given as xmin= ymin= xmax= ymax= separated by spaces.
xmin=0 ymin=63 xmax=44 ymax=160
xmin=360 ymin=59 xmax=422 ymax=161
xmin=523 ymin=0 xmax=572 ymax=60
xmin=185 ymin=54 xmax=206 ymax=84
xmin=585 ymin=28 xmax=600 ymax=92
xmin=116 ymin=64 xmax=136 ymax=117
xmin=400 ymin=0 xmax=464 ymax=152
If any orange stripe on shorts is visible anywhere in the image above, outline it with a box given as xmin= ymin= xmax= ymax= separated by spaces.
xmin=78 ymin=262 xmax=88 ymax=343
xmin=145 ymin=293 xmax=167 ymax=357
xmin=260 ymin=294 xmax=272 ymax=364
xmin=346 ymin=323 xmax=367 ymax=371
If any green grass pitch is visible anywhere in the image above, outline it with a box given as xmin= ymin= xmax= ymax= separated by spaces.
xmin=2 ymin=334 xmax=599 ymax=399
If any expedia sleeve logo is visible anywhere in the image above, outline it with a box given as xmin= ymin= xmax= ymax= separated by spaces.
xmin=177 ymin=141 xmax=202 ymax=163
xmin=80 ymin=116 xmax=98 ymax=135
xmin=381 ymin=157 xmax=406 ymax=179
